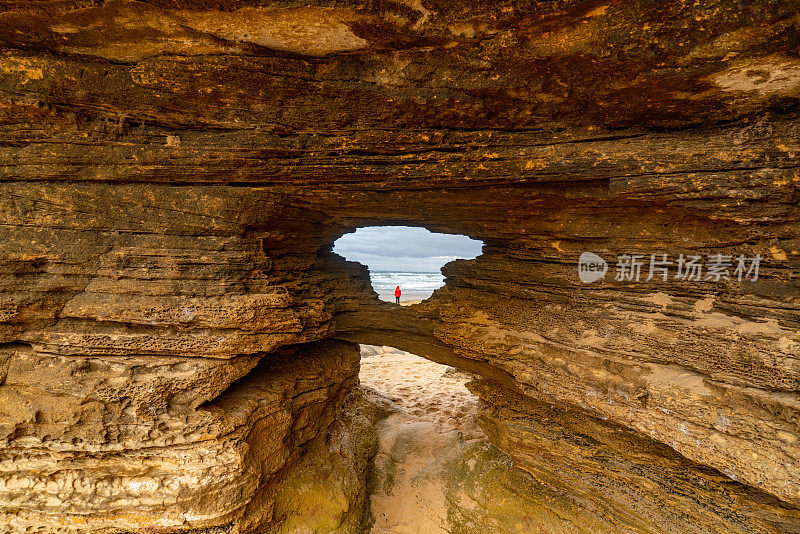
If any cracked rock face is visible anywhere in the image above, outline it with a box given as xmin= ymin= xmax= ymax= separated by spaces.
xmin=0 ymin=0 xmax=799 ymax=532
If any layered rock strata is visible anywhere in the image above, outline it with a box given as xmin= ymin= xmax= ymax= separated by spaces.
xmin=0 ymin=340 xmax=365 ymax=532
xmin=0 ymin=0 xmax=798 ymax=532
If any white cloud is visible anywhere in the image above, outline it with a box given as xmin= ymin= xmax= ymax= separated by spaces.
xmin=333 ymin=226 xmax=483 ymax=272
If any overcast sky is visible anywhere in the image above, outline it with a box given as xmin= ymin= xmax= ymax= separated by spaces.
xmin=333 ymin=226 xmax=483 ymax=272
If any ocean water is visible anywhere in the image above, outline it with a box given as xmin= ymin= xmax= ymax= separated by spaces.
xmin=370 ymin=271 xmax=445 ymax=302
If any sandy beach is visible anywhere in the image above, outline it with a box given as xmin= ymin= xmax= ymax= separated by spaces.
xmin=358 ymin=346 xmax=484 ymax=533
xmin=359 ymin=346 xmax=606 ymax=534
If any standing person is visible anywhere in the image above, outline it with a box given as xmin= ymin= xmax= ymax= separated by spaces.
xmin=394 ymin=285 xmax=401 ymax=304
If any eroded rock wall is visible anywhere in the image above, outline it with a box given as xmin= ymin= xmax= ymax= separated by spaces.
xmin=0 ymin=339 xmax=365 ymax=532
xmin=0 ymin=0 xmax=799 ymax=532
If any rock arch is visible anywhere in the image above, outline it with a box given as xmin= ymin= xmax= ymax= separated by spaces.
xmin=0 ymin=0 xmax=799 ymax=532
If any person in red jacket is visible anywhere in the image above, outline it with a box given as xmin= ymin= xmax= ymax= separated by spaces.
xmin=394 ymin=285 xmax=401 ymax=304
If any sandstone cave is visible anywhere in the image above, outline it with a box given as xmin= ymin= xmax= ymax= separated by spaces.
xmin=0 ymin=0 xmax=799 ymax=533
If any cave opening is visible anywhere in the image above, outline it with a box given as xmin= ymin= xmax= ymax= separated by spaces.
xmin=332 ymin=225 xmax=483 ymax=304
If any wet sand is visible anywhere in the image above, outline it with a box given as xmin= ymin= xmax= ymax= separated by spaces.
xmin=358 ymin=346 xmax=484 ymax=533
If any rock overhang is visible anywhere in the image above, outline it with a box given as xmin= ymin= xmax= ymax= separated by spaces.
xmin=0 ymin=0 xmax=798 ymax=531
